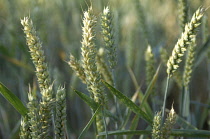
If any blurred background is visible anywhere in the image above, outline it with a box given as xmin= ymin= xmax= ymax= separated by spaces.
xmin=0 ymin=0 xmax=210 ymax=138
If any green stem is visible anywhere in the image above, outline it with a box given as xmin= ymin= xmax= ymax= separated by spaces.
xmin=162 ymin=75 xmax=170 ymax=121
xmin=102 ymin=108 xmax=108 ymax=139
xmin=112 ymin=70 xmax=120 ymax=127
xmin=182 ymin=86 xmax=190 ymax=119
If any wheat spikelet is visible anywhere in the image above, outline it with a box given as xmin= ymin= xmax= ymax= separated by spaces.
xmin=167 ymin=7 xmax=205 ymax=77
xmin=69 ymin=54 xmax=86 ymax=84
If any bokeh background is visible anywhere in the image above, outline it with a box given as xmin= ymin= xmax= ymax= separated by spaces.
xmin=0 ymin=0 xmax=210 ymax=138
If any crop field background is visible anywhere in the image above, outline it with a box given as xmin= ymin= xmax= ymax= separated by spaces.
xmin=0 ymin=0 xmax=210 ymax=138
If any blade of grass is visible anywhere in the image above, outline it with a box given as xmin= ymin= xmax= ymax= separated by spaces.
xmin=120 ymin=89 xmax=139 ymax=129
xmin=98 ymin=129 xmax=210 ymax=137
xmin=103 ymin=81 xmax=153 ymax=125
xmin=78 ymin=105 xmax=101 ymax=139
xmin=0 ymin=82 xmax=28 ymax=116
xmin=140 ymin=65 xmax=160 ymax=109
xmin=74 ymin=89 xmax=117 ymax=120
xmin=176 ymin=115 xmax=197 ymax=129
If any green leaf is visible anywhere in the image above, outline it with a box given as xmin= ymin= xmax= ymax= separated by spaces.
xmin=171 ymin=129 xmax=210 ymax=137
xmin=140 ymin=65 xmax=160 ymax=109
xmin=78 ymin=105 xmax=101 ymax=139
xmin=103 ymin=81 xmax=153 ymax=125
xmin=137 ymin=91 xmax=153 ymax=120
xmin=74 ymin=89 xmax=97 ymax=110
xmin=176 ymin=115 xmax=197 ymax=129
xmin=98 ymin=129 xmax=210 ymax=137
xmin=74 ymin=89 xmax=117 ymax=120
xmin=99 ymin=130 xmax=151 ymax=136
xmin=0 ymin=82 xmax=28 ymax=116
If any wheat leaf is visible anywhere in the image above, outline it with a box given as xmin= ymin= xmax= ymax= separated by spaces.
xmin=74 ymin=89 xmax=117 ymax=120
xmin=78 ymin=105 xmax=101 ymax=139
xmin=0 ymin=82 xmax=28 ymax=116
xmin=103 ymin=81 xmax=153 ymax=125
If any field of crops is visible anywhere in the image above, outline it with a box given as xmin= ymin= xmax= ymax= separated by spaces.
xmin=0 ymin=0 xmax=210 ymax=138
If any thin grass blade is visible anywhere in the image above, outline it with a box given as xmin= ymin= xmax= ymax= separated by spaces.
xmin=140 ymin=65 xmax=160 ymax=109
xmin=99 ymin=129 xmax=210 ymax=137
xmin=0 ymin=82 xmax=28 ymax=116
xmin=78 ymin=105 xmax=101 ymax=139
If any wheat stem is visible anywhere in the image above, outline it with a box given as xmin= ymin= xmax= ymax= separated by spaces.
xmin=162 ymin=76 xmax=170 ymax=120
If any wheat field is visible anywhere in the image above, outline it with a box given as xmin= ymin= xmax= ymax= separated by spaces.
xmin=0 ymin=0 xmax=210 ymax=138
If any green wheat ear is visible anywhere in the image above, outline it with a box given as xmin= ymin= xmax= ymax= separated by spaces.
xmin=21 ymin=16 xmax=51 ymax=91
xmin=81 ymin=6 xmax=105 ymax=133
xmin=183 ymin=36 xmax=196 ymax=87
xmin=145 ymin=45 xmax=155 ymax=88
xmin=19 ymin=116 xmax=31 ymax=139
xmin=167 ymin=7 xmax=205 ymax=77
xmin=69 ymin=54 xmax=86 ymax=84
xmin=39 ymin=85 xmax=54 ymax=138
xmin=55 ymin=87 xmax=66 ymax=138
xmin=27 ymin=88 xmax=41 ymax=138
xmin=152 ymin=112 xmax=162 ymax=139
xmin=101 ymin=6 xmax=117 ymax=69
xmin=178 ymin=0 xmax=188 ymax=31
xmin=161 ymin=107 xmax=176 ymax=139
xmin=96 ymin=48 xmax=114 ymax=86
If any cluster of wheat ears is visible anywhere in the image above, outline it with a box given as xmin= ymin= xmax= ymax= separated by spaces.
xmin=0 ymin=0 xmax=210 ymax=139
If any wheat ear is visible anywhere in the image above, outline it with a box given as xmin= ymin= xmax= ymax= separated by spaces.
xmin=101 ymin=6 xmax=117 ymax=69
xmin=96 ymin=48 xmax=114 ymax=86
xmin=27 ymin=88 xmax=41 ymax=138
xmin=19 ymin=116 xmax=31 ymax=139
xmin=161 ymin=107 xmax=176 ymax=139
xmin=69 ymin=54 xmax=86 ymax=84
xmin=39 ymin=85 xmax=54 ymax=138
xmin=183 ymin=36 xmax=196 ymax=87
xmin=81 ymin=6 xmax=105 ymax=133
xmin=178 ymin=0 xmax=188 ymax=31
xmin=55 ymin=87 xmax=66 ymax=138
xmin=167 ymin=7 xmax=205 ymax=77
xmin=152 ymin=112 xmax=162 ymax=139
xmin=21 ymin=16 xmax=51 ymax=91
xmin=145 ymin=45 xmax=155 ymax=89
